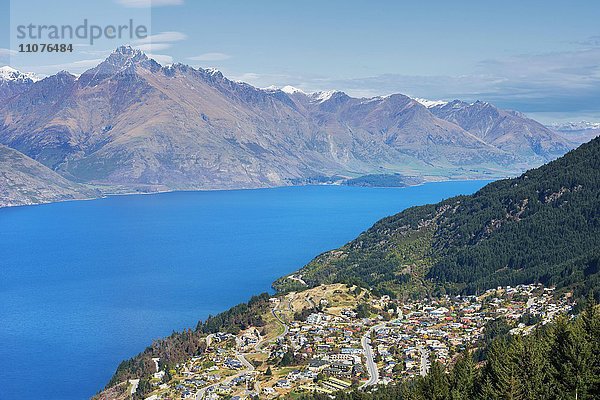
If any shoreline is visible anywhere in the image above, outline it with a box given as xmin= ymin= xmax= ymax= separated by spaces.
xmin=0 ymin=175 xmax=504 ymax=211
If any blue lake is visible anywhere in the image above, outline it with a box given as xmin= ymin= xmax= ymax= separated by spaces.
xmin=0 ymin=181 xmax=490 ymax=399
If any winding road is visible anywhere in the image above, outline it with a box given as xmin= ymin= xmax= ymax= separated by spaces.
xmin=197 ymin=300 xmax=292 ymax=399
xmin=272 ymin=300 xmax=290 ymax=338
xmin=360 ymin=324 xmax=384 ymax=388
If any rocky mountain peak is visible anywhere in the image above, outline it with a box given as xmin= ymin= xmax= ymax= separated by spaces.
xmin=0 ymin=66 xmax=41 ymax=83
xmin=107 ymin=45 xmax=149 ymax=66
xmin=78 ymin=46 xmax=160 ymax=87
xmin=0 ymin=66 xmax=42 ymax=100
xmin=472 ymin=99 xmax=495 ymax=110
xmin=203 ymin=67 xmax=223 ymax=78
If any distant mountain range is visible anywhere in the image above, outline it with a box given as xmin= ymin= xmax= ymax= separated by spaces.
xmin=428 ymin=100 xmax=571 ymax=161
xmin=548 ymin=120 xmax=600 ymax=145
xmin=0 ymin=46 xmax=577 ymax=206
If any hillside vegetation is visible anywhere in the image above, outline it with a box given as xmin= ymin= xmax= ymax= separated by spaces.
xmin=275 ymin=137 xmax=600 ymax=298
xmin=104 ymin=293 xmax=271 ymax=390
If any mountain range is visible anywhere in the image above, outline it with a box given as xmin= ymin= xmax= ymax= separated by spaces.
xmin=549 ymin=121 xmax=600 ymax=145
xmin=0 ymin=46 xmax=576 ymax=207
xmin=0 ymin=66 xmax=41 ymax=100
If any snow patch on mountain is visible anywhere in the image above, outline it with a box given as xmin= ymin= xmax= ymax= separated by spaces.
xmin=310 ymin=90 xmax=340 ymax=103
xmin=548 ymin=121 xmax=600 ymax=131
xmin=280 ymin=85 xmax=306 ymax=95
xmin=205 ymin=67 xmax=222 ymax=76
xmin=412 ymin=97 xmax=448 ymax=108
xmin=262 ymin=85 xmax=279 ymax=91
xmin=0 ymin=66 xmax=42 ymax=82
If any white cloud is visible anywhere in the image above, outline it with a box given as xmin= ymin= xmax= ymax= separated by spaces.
xmin=134 ymin=31 xmax=187 ymax=44
xmin=0 ymin=48 xmax=17 ymax=56
xmin=132 ymin=31 xmax=187 ymax=52
xmin=146 ymin=53 xmax=173 ymax=65
xmin=115 ymin=0 xmax=183 ymax=8
xmin=188 ymin=52 xmax=232 ymax=62
xmin=577 ymin=35 xmax=600 ymax=47
xmin=134 ymin=43 xmax=173 ymax=52
xmin=24 ymin=59 xmax=105 ymax=76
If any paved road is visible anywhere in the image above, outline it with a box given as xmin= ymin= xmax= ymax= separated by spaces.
xmin=418 ymin=345 xmax=430 ymax=377
xmin=237 ymin=353 xmax=254 ymax=371
xmin=255 ymin=302 xmax=288 ymax=352
xmin=272 ymin=298 xmax=290 ymax=338
xmin=196 ymin=336 xmax=260 ymax=399
xmin=360 ymin=324 xmax=384 ymax=388
xmin=287 ymin=274 xmax=307 ymax=286
xmin=196 ymin=299 xmax=293 ymax=399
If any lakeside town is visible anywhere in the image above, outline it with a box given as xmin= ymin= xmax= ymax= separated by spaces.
xmin=135 ymin=282 xmax=574 ymax=400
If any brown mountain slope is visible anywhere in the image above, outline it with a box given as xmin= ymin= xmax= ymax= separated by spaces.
xmin=0 ymin=144 xmax=97 ymax=207
xmin=430 ymin=100 xmax=573 ymax=164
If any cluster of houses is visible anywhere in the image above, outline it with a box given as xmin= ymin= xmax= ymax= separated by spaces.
xmin=369 ymin=284 xmax=573 ymax=382
xmin=140 ymin=283 xmax=573 ymax=399
xmin=278 ymin=314 xmax=367 ymax=380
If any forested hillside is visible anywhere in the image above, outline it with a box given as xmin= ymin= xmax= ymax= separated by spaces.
xmin=275 ymin=137 xmax=600 ymax=298
xmin=296 ymin=300 xmax=600 ymax=400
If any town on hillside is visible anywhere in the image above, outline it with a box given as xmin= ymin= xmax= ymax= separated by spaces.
xmin=136 ymin=283 xmax=573 ymax=400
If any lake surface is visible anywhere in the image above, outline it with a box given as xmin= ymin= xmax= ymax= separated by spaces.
xmin=0 ymin=181 xmax=489 ymax=399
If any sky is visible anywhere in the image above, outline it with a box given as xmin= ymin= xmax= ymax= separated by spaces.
xmin=1 ymin=0 xmax=600 ymax=122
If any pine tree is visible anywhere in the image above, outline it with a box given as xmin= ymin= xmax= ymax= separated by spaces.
xmin=477 ymin=375 xmax=498 ymax=400
xmin=484 ymin=338 xmax=524 ymax=400
xmin=550 ymin=316 xmax=594 ymax=399
xmin=419 ymin=361 xmax=449 ymax=400
xmin=580 ymin=292 xmax=600 ymax=396
xmin=517 ymin=330 xmax=553 ymax=400
xmin=450 ymin=351 xmax=475 ymax=400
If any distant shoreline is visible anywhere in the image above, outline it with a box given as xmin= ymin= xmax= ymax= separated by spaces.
xmin=0 ymin=176 xmax=503 ymax=211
